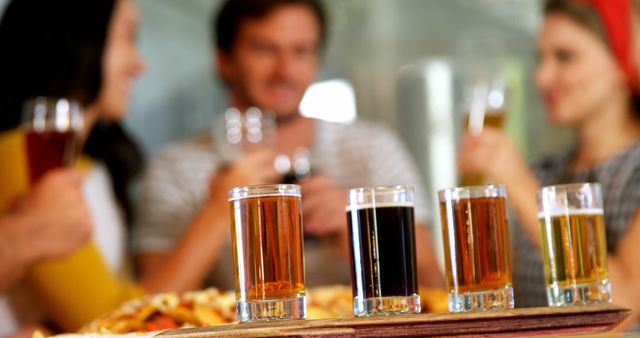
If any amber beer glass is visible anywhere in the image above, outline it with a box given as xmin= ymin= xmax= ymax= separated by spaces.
xmin=346 ymin=185 xmax=420 ymax=316
xmin=538 ymin=183 xmax=611 ymax=306
xmin=22 ymin=97 xmax=82 ymax=181
xmin=229 ymin=184 xmax=306 ymax=322
xmin=438 ymin=185 xmax=513 ymax=312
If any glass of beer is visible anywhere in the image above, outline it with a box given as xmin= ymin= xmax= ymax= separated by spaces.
xmin=22 ymin=97 xmax=83 ymax=182
xmin=538 ymin=183 xmax=611 ymax=306
xmin=215 ymin=107 xmax=276 ymax=164
xmin=229 ymin=184 xmax=306 ymax=322
xmin=459 ymin=79 xmax=507 ymax=186
xmin=347 ymin=185 xmax=420 ymax=317
xmin=438 ymin=185 xmax=513 ymax=312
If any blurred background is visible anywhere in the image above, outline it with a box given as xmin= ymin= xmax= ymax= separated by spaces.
xmin=0 ymin=0 xmax=573 ymax=248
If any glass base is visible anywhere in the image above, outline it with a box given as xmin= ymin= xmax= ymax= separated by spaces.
xmin=353 ymin=294 xmax=421 ymax=317
xmin=448 ymin=285 xmax=514 ymax=312
xmin=547 ymin=279 xmax=611 ymax=306
xmin=236 ymin=295 xmax=306 ymax=323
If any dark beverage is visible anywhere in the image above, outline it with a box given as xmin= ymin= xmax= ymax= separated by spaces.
xmin=347 ymin=204 xmax=418 ymax=302
xmin=439 ymin=197 xmax=511 ymax=292
xmin=229 ymin=185 xmax=305 ymax=322
xmin=25 ymin=130 xmax=77 ymax=182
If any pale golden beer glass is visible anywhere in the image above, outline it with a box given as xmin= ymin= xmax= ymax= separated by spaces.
xmin=538 ymin=183 xmax=611 ymax=306
xmin=229 ymin=184 xmax=306 ymax=322
xmin=459 ymin=81 xmax=507 ymax=187
xmin=438 ymin=185 xmax=513 ymax=312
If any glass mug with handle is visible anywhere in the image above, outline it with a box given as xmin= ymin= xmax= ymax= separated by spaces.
xmin=538 ymin=183 xmax=611 ymax=306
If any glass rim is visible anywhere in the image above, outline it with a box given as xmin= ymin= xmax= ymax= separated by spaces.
xmin=21 ymin=96 xmax=83 ymax=132
xmin=347 ymin=184 xmax=413 ymax=196
xmin=437 ymin=184 xmax=506 ymax=201
xmin=346 ymin=185 xmax=415 ymax=211
xmin=537 ymin=182 xmax=603 ymax=217
xmin=538 ymin=182 xmax=601 ymax=196
xmin=228 ymin=184 xmax=300 ymax=201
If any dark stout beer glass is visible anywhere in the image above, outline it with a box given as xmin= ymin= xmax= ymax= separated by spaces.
xmin=347 ymin=185 xmax=420 ymax=317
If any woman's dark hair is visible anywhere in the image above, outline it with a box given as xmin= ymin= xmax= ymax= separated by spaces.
xmin=213 ymin=0 xmax=328 ymax=52
xmin=0 ymin=0 xmax=143 ymax=224
xmin=544 ymin=0 xmax=640 ymax=119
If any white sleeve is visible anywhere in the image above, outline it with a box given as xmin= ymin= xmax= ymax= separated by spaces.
xmin=359 ymin=124 xmax=432 ymax=225
xmin=131 ymin=148 xmax=208 ymax=253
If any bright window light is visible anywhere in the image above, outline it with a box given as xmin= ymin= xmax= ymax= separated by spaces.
xmin=299 ymin=79 xmax=357 ymax=124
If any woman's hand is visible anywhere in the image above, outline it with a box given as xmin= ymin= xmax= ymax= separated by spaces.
xmin=458 ymin=128 xmax=530 ymax=187
xmin=0 ymin=169 xmax=92 ymax=291
xmin=458 ymin=127 xmax=541 ymax=247
xmin=15 ymin=168 xmax=93 ymax=261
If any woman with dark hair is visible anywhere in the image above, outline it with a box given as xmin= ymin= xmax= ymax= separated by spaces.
xmin=0 ymin=0 xmax=144 ymax=334
xmin=459 ymin=0 xmax=640 ymax=328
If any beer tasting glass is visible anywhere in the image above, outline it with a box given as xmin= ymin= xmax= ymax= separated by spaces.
xmin=347 ymin=185 xmax=420 ymax=317
xmin=229 ymin=184 xmax=306 ymax=322
xmin=538 ymin=183 xmax=611 ymax=306
xmin=438 ymin=185 xmax=513 ymax=312
xmin=22 ymin=97 xmax=83 ymax=182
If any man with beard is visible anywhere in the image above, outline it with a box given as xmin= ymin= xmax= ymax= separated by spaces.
xmin=133 ymin=0 xmax=444 ymax=293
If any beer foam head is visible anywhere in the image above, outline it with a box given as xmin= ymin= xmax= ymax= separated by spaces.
xmin=345 ymin=201 xmax=414 ymax=212
xmin=228 ymin=184 xmax=301 ymax=201
xmin=537 ymin=207 xmax=604 ymax=219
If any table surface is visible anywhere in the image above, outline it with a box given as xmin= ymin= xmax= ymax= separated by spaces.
xmin=158 ymin=305 xmax=631 ymax=337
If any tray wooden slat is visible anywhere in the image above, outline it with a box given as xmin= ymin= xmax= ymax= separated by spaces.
xmin=159 ymin=305 xmax=630 ymax=337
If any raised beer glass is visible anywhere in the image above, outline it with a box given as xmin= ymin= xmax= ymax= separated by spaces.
xmin=229 ymin=184 xmax=306 ymax=322
xmin=438 ymin=185 xmax=513 ymax=312
xmin=347 ymin=185 xmax=420 ymax=317
xmin=459 ymin=79 xmax=506 ymax=186
xmin=538 ymin=183 xmax=611 ymax=306
xmin=22 ymin=97 xmax=83 ymax=182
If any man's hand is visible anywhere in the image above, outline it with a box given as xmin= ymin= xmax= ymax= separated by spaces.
xmin=209 ymin=147 xmax=281 ymax=203
xmin=298 ymin=175 xmax=348 ymax=237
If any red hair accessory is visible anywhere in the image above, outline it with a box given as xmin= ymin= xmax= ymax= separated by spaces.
xmin=575 ymin=0 xmax=638 ymax=93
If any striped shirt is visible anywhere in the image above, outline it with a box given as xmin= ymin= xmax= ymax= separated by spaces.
xmin=132 ymin=119 xmax=430 ymax=290
xmin=513 ymin=139 xmax=640 ymax=307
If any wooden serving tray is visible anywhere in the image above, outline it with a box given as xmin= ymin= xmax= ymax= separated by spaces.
xmin=159 ymin=305 xmax=630 ymax=337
